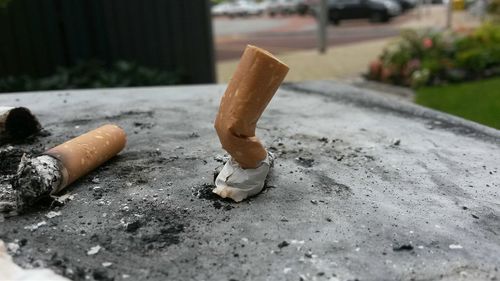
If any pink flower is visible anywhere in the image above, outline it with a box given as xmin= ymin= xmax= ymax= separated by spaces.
xmin=403 ymin=59 xmax=421 ymax=77
xmin=381 ymin=67 xmax=393 ymax=82
xmin=422 ymin=38 xmax=433 ymax=49
xmin=407 ymin=59 xmax=421 ymax=70
xmin=369 ymin=59 xmax=383 ymax=79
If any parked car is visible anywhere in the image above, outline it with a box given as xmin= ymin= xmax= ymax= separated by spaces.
xmin=297 ymin=0 xmax=319 ymax=15
xmin=212 ymin=2 xmax=234 ymax=17
xmin=327 ymin=0 xmax=401 ymax=24
xmin=241 ymin=1 xmax=266 ymax=16
xmin=212 ymin=1 xmax=265 ymax=18
xmin=267 ymin=0 xmax=302 ymax=16
xmin=393 ymin=0 xmax=416 ymax=11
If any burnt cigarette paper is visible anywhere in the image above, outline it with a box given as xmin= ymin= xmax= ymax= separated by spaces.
xmin=213 ymin=45 xmax=289 ymax=202
xmin=12 ymin=124 xmax=126 ymax=210
xmin=0 ymin=106 xmax=41 ymax=142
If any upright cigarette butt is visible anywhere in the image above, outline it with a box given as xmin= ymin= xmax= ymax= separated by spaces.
xmin=44 ymin=124 xmax=126 ymax=192
xmin=215 ymin=45 xmax=289 ymax=169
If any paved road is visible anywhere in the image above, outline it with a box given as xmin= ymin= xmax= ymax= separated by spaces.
xmin=214 ymin=17 xmax=298 ymax=36
xmin=214 ymin=13 xmax=417 ymax=61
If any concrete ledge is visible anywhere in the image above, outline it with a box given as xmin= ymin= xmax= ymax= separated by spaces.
xmin=0 ymin=82 xmax=499 ymax=281
xmin=286 ymin=80 xmax=500 ymax=143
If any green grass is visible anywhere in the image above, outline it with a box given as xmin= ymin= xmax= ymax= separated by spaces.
xmin=416 ymin=77 xmax=500 ymax=129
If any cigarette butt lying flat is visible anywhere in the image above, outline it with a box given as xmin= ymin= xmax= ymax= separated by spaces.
xmin=215 ymin=45 xmax=289 ymax=169
xmin=12 ymin=124 xmax=126 ymax=209
xmin=0 ymin=106 xmax=41 ymax=141
xmin=45 ymin=124 xmax=127 ymax=192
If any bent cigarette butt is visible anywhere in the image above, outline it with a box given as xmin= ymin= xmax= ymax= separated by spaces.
xmin=44 ymin=124 xmax=127 ymax=192
xmin=12 ymin=124 xmax=127 ymax=210
xmin=214 ymin=45 xmax=289 ymax=169
xmin=0 ymin=106 xmax=41 ymax=140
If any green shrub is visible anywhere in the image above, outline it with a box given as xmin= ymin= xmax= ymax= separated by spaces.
xmin=0 ymin=0 xmax=11 ymax=8
xmin=456 ymin=48 xmax=490 ymax=72
xmin=489 ymin=0 xmax=500 ymax=22
xmin=0 ymin=60 xmax=181 ymax=93
xmin=455 ymin=23 xmax=500 ymax=74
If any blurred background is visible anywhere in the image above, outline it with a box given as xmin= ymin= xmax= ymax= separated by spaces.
xmin=0 ymin=0 xmax=498 ymax=128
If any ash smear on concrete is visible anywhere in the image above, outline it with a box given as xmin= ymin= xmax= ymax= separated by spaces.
xmin=2 ymin=200 xmax=189 ymax=281
xmin=113 ymin=149 xmax=192 ymax=185
xmin=272 ymin=133 xmax=377 ymax=169
xmin=393 ymin=244 xmax=414 ymax=252
xmin=295 ymin=156 xmax=315 ymax=168
xmin=192 ymin=183 xmax=235 ymax=210
xmin=0 ymin=109 xmax=195 ymax=280
xmin=52 ymin=110 xmax=155 ymax=127
xmin=110 ymin=204 xmax=187 ymax=254
xmin=313 ymin=171 xmax=353 ymax=196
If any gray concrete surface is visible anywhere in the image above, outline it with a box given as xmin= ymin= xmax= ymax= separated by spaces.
xmin=0 ymin=81 xmax=499 ymax=281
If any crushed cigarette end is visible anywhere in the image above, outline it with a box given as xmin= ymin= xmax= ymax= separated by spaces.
xmin=213 ymin=154 xmax=273 ymax=202
xmin=12 ymin=155 xmax=62 ymax=211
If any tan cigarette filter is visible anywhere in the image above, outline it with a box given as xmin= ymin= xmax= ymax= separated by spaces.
xmin=215 ymin=45 xmax=289 ymax=169
xmin=44 ymin=124 xmax=126 ymax=191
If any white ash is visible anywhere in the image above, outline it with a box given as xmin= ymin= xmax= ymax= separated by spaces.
xmin=87 ymin=245 xmax=102 ymax=255
xmin=24 ymin=221 xmax=47 ymax=231
xmin=53 ymin=193 xmax=74 ymax=205
xmin=0 ymin=182 xmax=17 ymax=214
xmin=7 ymin=242 xmax=20 ymax=254
xmin=12 ymin=155 xmax=63 ymax=210
xmin=45 ymin=211 xmax=62 ymax=218
xmin=449 ymin=244 xmax=463 ymax=249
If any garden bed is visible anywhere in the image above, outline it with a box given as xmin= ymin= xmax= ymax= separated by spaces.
xmin=368 ymin=23 xmax=500 ymax=88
